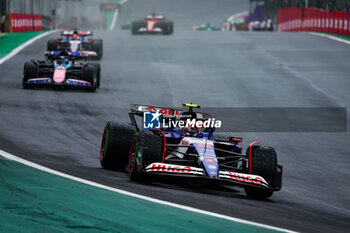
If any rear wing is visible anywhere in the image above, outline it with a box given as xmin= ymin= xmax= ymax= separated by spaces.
xmin=129 ymin=104 xmax=211 ymax=132
xmin=45 ymin=51 xmax=97 ymax=60
xmin=46 ymin=51 xmax=97 ymax=57
xmin=130 ymin=104 xmax=209 ymax=119
xmin=61 ymin=30 xmax=93 ymax=37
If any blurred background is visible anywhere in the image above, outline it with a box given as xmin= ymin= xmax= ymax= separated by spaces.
xmin=0 ymin=0 xmax=121 ymax=31
xmin=1 ymin=0 xmax=350 ymax=32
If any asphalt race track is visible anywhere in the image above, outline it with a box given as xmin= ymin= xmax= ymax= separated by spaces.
xmin=1 ymin=0 xmax=350 ymax=232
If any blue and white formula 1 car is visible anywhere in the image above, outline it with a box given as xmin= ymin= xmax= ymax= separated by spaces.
xmin=47 ymin=30 xmax=103 ymax=59
xmin=22 ymin=51 xmax=100 ymax=91
xmin=99 ymin=104 xmax=283 ymax=199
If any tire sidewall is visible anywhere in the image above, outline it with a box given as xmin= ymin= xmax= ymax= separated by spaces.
xmin=128 ymin=130 xmax=164 ymax=180
xmin=100 ymin=121 xmax=137 ymax=171
xmin=23 ymin=61 xmax=37 ymax=88
xmin=47 ymin=39 xmax=58 ymax=51
xmin=91 ymin=39 xmax=103 ymax=59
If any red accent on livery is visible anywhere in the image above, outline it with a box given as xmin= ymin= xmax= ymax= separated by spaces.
xmin=149 ymin=163 xmax=191 ymax=173
xmin=145 ymin=106 xmax=180 ymax=116
xmin=227 ymin=171 xmax=264 ymax=185
xmin=147 ymin=21 xmax=156 ymax=31
xmin=230 ymin=137 xmax=243 ymax=142
xmin=89 ymin=38 xmax=95 ymax=50
xmin=55 ymin=39 xmax=61 ymax=50
xmin=249 ymin=141 xmax=260 ymax=174
xmin=141 ymin=17 xmax=164 ymax=32
xmin=146 ymin=163 xmax=268 ymax=187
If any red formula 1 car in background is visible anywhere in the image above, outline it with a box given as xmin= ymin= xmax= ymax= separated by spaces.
xmin=47 ymin=30 xmax=103 ymax=59
xmin=99 ymin=104 xmax=283 ymax=199
xmin=132 ymin=13 xmax=174 ymax=35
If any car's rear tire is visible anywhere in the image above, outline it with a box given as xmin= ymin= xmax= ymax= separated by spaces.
xmin=131 ymin=22 xmax=141 ymax=35
xmin=23 ymin=61 xmax=37 ymax=89
xmin=92 ymin=63 xmax=101 ymax=88
xmin=168 ymin=21 xmax=174 ymax=34
xmin=162 ymin=21 xmax=173 ymax=35
xmin=128 ymin=130 xmax=164 ymax=181
xmin=91 ymin=39 xmax=103 ymax=59
xmin=244 ymin=145 xmax=278 ymax=199
xmin=47 ymin=39 xmax=58 ymax=51
xmin=83 ymin=65 xmax=96 ymax=91
xmin=100 ymin=121 xmax=136 ymax=171
xmin=213 ymin=134 xmax=241 ymax=142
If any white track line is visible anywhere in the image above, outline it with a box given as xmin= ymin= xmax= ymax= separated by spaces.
xmin=0 ymin=30 xmax=58 ymax=65
xmin=308 ymin=32 xmax=350 ymax=45
xmin=0 ymin=149 xmax=297 ymax=233
xmin=110 ymin=8 xmax=119 ymax=30
xmin=110 ymin=0 xmax=129 ymax=30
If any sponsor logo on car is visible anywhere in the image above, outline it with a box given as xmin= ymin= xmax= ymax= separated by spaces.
xmin=220 ymin=171 xmax=267 ymax=186
xmin=142 ymin=106 xmax=222 ymax=129
xmin=146 ymin=163 xmax=268 ymax=186
xmin=162 ymin=118 xmax=222 ymax=128
xmin=148 ymin=163 xmax=192 ymax=173
xmin=143 ymin=110 xmax=161 ymax=129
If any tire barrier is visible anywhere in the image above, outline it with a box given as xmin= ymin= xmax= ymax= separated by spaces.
xmin=9 ymin=13 xmax=43 ymax=32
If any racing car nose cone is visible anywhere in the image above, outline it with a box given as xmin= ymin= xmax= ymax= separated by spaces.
xmin=53 ymin=68 xmax=66 ymax=83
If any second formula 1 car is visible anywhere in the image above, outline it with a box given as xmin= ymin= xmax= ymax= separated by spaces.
xmin=192 ymin=23 xmax=221 ymax=31
xmin=99 ymin=104 xmax=283 ymax=199
xmin=132 ymin=13 xmax=173 ymax=35
xmin=22 ymin=51 xmax=100 ymax=91
xmin=47 ymin=30 xmax=103 ymax=59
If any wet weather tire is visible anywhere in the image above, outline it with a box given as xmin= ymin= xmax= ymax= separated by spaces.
xmin=244 ymin=145 xmax=278 ymax=199
xmin=23 ymin=61 xmax=37 ymax=89
xmin=47 ymin=39 xmax=58 ymax=51
xmin=168 ymin=21 xmax=174 ymax=34
xmin=83 ymin=65 xmax=96 ymax=91
xmin=131 ymin=22 xmax=141 ymax=35
xmin=128 ymin=130 xmax=164 ymax=181
xmin=100 ymin=121 xmax=136 ymax=171
xmin=92 ymin=63 xmax=101 ymax=88
xmin=140 ymin=130 xmax=164 ymax=166
xmin=91 ymin=39 xmax=103 ymax=59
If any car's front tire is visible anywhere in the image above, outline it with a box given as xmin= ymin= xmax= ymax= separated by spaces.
xmin=244 ymin=145 xmax=278 ymax=199
xmin=91 ymin=63 xmax=101 ymax=88
xmin=83 ymin=65 xmax=97 ymax=91
xmin=23 ymin=61 xmax=37 ymax=89
xmin=91 ymin=39 xmax=103 ymax=59
xmin=128 ymin=129 xmax=164 ymax=181
xmin=168 ymin=21 xmax=174 ymax=34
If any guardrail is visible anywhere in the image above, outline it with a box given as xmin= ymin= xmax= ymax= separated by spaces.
xmin=277 ymin=7 xmax=350 ymax=36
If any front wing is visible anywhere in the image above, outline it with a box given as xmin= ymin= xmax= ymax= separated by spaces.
xmin=145 ymin=163 xmax=278 ymax=190
xmin=25 ymin=77 xmax=92 ymax=87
